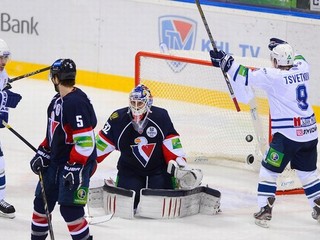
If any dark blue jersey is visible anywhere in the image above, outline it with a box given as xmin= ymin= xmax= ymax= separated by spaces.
xmin=41 ymin=88 xmax=97 ymax=166
xmin=96 ymin=106 xmax=186 ymax=176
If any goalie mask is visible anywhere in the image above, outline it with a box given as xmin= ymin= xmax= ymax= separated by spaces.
xmin=270 ymin=44 xmax=294 ymax=68
xmin=128 ymin=84 xmax=153 ymax=132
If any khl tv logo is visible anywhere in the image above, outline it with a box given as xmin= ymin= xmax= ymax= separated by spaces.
xmin=159 ymin=16 xmax=197 ymax=72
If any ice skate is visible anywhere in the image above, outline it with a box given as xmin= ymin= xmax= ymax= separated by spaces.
xmin=312 ymin=197 xmax=320 ymax=222
xmin=254 ymin=197 xmax=275 ymax=228
xmin=0 ymin=199 xmax=15 ymax=219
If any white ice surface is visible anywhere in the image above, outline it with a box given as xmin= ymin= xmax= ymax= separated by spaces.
xmin=0 ymin=79 xmax=319 ymax=239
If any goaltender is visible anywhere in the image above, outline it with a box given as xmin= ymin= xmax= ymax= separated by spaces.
xmin=94 ymin=84 xmax=220 ymax=218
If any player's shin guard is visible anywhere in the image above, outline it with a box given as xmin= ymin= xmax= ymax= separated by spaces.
xmin=296 ymin=170 xmax=320 ymax=208
xmin=257 ymin=166 xmax=278 ymax=207
xmin=60 ymin=205 xmax=90 ymax=240
xmin=31 ymin=210 xmax=49 ymax=240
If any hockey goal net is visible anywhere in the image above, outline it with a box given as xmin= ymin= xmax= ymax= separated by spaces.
xmin=135 ymin=50 xmax=303 ymax=194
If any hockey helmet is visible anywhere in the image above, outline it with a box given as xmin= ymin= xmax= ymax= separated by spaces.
xmin=50 ymin=58 xmax=76 ymax=81
xmin=270 ymin=43 xmax=294 ymax=67
xmin=129 ymin=84 xmax=153 ymax=117
xmin=0 ymin=39 xmax=10 ymax=58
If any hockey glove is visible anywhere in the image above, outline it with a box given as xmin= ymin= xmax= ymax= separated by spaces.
xmin=209 ymin=50 xmax=234 ymax=72
xmin=63 ymin=162 xmax=84 ymax=190
xmin=167 ymin=159 xmax=203 ymax=189
xmin=0 ymin=90 xmax=22 ymax=108
xmin=268 ymin=38 xmax=288 ymax=50
xmin=30 ymin=146 xmax=51 ymax=174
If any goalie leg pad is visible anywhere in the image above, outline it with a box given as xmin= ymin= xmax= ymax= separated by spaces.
xmin=136 ymin=186 xmax=221 ymax=219
xmin=88 ymin=187 xmax=104 ymax=208
xmin=103 ymin=180 xmax=136 ymax=219
xmin=87 ymin=186 xmax=113 ymax=224
xmin=200 ymin=187 xmax=221 ymax=215
xmin=137 ymin=188 xmax=201 ymax=219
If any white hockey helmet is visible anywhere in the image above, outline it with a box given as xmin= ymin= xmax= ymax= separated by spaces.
xmin=0 ymin=39 xmax=10 ymax=58
xmin=270 ymin=43 xmax=294 ymax=67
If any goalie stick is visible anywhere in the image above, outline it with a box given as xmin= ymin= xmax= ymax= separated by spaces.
xmin=86 ymin=185 xmax=114 ymax=224
xmin=1 ymin=120 xmax=55 ymax=240
xmin=195 ymin=0 xmax=240 ymax=112
xmin=8 ymin=66 xmax=50 ymax=83
xmin=86 ymin=211 xmax=114 ymax=225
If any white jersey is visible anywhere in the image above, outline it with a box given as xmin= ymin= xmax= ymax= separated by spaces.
xmin=0 ymin=69 xmax=9 ymax=91
xmin=228 ymin=54 xmax=317 ymax=142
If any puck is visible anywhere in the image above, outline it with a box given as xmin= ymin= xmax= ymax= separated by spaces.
xmin=245 ymin=134 xmax=253 ymax=142
xmin=246 ymin=154 xmax=254 ymax=164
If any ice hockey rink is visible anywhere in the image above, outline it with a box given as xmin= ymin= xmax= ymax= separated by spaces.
xmin=0 ymin=79 xmax=319 ymax=239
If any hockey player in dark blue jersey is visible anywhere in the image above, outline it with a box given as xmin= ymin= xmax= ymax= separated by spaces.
xmin=95 ymin=84 xmax=203 ymax=210
xmin=30 ymin=59 xmax=96 ymax=240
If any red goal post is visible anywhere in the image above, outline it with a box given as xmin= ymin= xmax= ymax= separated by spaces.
xmin=134 ymin=50 xmax=303 ymax=194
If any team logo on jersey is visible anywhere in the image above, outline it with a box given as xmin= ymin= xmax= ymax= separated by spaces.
xmin=146 ymin=126 xmax=157 ymax=138
xmin=109 ymin=112 xmax=119 ymax=120
xmin=159 ymin=15 xmax=197 ymax=73
xmin=266 ymin=147 xmax=284 ymax=168
xmin=131 ymin=137 xmax=156 ymax=167
xmin=48 ymin=111 xmax=60 ymax=143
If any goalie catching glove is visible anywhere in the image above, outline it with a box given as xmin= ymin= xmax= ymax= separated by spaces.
xmin=167 ymin=157 xmax=203 ymax=189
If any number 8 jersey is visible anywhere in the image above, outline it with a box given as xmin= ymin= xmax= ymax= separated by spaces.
xmin=228 ymin=54 xmax=317 ymax=142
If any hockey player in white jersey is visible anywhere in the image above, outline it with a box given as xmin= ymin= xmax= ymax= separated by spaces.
xmin=0 ymin=39 xmax=22 ymax=218
xmin=209 ymin=38 xmax=320 ymax=227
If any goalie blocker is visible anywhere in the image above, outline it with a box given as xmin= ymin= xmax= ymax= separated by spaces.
xmin=88 ymin=180 xmax=221 ymax=220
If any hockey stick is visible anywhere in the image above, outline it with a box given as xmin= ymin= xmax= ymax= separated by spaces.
xmin=195 ymin=0 xmax=240 ymax=112
xmin=1 ymin=120 xmax=55 ymax=240
xmin=8 ymin=66 xmax=50 ymax=83
xmin=2 ymin=120 xmax=37 ymax=152
xmin=86 ymin=210 xmax=114 ymax=225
